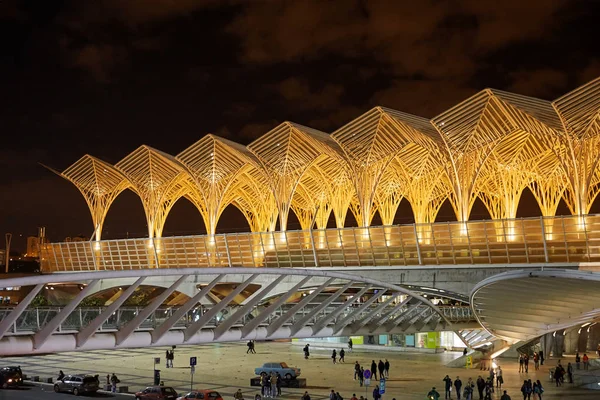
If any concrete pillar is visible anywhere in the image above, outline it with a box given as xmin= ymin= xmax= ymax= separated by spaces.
xmin=564 ymin=329 xmax=579 ymax=354
xmin=540 ymin=333 xmax=553 ymax=361
xmin=552 ymin=331 xmax=564 ymax=358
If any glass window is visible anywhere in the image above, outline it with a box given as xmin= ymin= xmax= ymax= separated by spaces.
xmin=208 ymin=392 xmax=221 ymax=398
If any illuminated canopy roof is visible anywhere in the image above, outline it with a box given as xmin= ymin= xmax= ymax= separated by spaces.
xmin=53 ymin=77 xmax=600 ymax=238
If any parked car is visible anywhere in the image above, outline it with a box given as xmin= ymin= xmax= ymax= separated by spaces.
xmin=254 ymin=362 xmax=301 ymax=380
xmin=0 ymin=368 xmax=22 ymax=389
xmin=136 ymin=386 xmax=178 ymax=400
xmin=176 ymin=390 xmax=223 ymax=400
xmin=53 ymin=374 xmax=99 ymax=395
xmin=1 ymin=366 xmax=23 ymax=380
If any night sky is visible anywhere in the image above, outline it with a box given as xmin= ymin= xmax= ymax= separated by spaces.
xmin=1 ymin=0 xmax=600 ymax=251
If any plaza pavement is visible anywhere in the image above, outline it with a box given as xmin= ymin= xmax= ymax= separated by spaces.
xmin=1 ymin=341 xmax=599 ymax=399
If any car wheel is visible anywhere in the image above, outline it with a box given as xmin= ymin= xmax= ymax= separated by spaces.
xmin=285 ymin=373 xmax=292 ymax=380
xmin=73 ymin=388 xmax=79 ymax=396
xmin=54 ymin=385 xmax=60 ymax=393
xmin=2 ymin=382 xmax=9 ymax=390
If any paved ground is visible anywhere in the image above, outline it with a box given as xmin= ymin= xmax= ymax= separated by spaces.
xmin=2 ymin=342 xmax=600 ymax=399
xmin=0 ymin=384 xmax=131 ymax=400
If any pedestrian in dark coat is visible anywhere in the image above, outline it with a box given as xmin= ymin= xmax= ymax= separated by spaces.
xmin=378 ymin=360 xmax=385 ymax=380
xmin=384 ymin=359 xmax=390 ymax=378
xmin=371 ymin=360 xmax=378 ymax=380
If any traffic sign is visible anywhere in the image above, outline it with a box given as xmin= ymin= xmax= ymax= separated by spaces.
xmin=191 ymin=366 xmax=195 ymax=375
xmin=363 ymin=370 xmax=371 ymax=379
xmin=154 ymin=357 xmax=160 ymax=365
xmin=190 ymin=356 xmax=197 ymax=366
xmin=364 ymin=378 xmax=371 ymax=387
xmin=379 ymin=378 xmax=386 ymax=394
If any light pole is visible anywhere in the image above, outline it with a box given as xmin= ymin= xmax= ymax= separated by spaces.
xmin=5 ymin=233 xmax=12 ymax=273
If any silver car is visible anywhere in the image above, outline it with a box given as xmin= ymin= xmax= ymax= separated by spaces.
xmin=54 ymin=374 xmax=99 ymax=396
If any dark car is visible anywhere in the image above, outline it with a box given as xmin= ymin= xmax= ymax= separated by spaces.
xmin=176 ymin=390 xmax=223 ymax=400
xmin=135 ymin=386 xmax=178 ymax=400
xmin=1 ymin=366 xmax=23 ymax=379
xmin=0 ymin=369 xmax=23 ymax=389
xmin=54 ymin=374 xmax=100 ymax=395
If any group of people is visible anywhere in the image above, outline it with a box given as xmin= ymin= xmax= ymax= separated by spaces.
xmin=331 ymin=349 xmax=346 ymax=363
xmin=518 ymin=352 xmax=544 ymax=373
xmin=436 ymin=369 xmax=505 ymax=400
xmin=519 ymin=379 xmax=544 ymax=399
xmin=551 ymin=360 xmax=574 ymax=386
xmin=259 ymin=372 xmax=282 ymax=398
xmin=575 ymin=352 xmax=590 ymax=370
xmin=428 ymin=386 xmax=512 ymax=400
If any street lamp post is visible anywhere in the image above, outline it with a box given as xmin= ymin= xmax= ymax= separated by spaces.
xmin=5 ymin=233 xmax=12 ymax=273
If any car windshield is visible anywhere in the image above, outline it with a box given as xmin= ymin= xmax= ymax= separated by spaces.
xmin=162 ymin=388 xmax=176 ymax=394
xmin=280 ymin=363 xmax=288 ymax=368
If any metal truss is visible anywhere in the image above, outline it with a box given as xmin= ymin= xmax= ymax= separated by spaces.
xmin=0 ymin=268 xmax=466 ymax=355
xmin=51 ymin=77 xmax=600 ymax=240
xmin=470 ymin=269 xmax=600 ymax=343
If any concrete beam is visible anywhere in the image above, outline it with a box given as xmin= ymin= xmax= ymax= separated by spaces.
xmin=289 ymin=281 xmax=354 ymax=336
xmin=266 ymin=278 xmax=335 ymax=337
xmin=350 ymin=294 xmax=397 ymax=333
xmin=241 ymin=276 xmax=312 ymax=339
xmin=77 ymin=277 xmax=146 ymax=348
xmin=333 ymin=290 xmax=387 ymax=333
xmin=34 ymin=280 xmax=100 ymax=349
xmin=115 ymin=275 xmax=187 ymax=345
xmin=151 ymin=274 xmax=224 ymax=344
xmin=212 ymin=276 xmax=285 ymax=340
xmin=184 ymin=275 xmax=258 ymax=342
xmin=0 ymin=284 xmax=44 ymax=340
xmin=312 ymin=285 xmax=372 ymax=335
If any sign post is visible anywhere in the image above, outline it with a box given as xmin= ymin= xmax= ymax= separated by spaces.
xmin=379 ymin=378 xmax=386 ymax=398
xmin=153 ymin=358 xmax=161 ymax=386
xmin=190 ymin=357 xmax=197 ymax=391
xmin=363 ymin=369 xmax=371 ymax=399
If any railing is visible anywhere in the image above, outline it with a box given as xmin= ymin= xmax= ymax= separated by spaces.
xmin=40 ymin=214 xmax=600 ymax=271
xmin=0 ymin=304 xmax=474 ymax=336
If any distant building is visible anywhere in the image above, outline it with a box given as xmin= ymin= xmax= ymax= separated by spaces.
xmin=65 ymin=236 xmax=89 ymax=242
xmin=26 ymin=236 xmax=39 ymax=258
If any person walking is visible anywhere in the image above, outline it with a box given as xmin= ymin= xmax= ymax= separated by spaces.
xmin=476 ymin=376 xmax=485 ymax=400
xmin=575 ymin=352 xmax=581 ymax=369
xmin=354 ymin=362 xmax=361 ymax=380
xmin=234 ymin=389 xmax=244 ymax=400
xmin=166 ymin=349 xmax=171 ymax=368
xmin=372 ymin=386 xmax=381 ymax=400
xmin=304 ymin=344 xmax=310 ymax=359
xmin=276 ymin=373 xmax=282 ymax=396
xmin=384 ymin=359 xmax=390 ymax=378
xmin=567 ymin=363 xmax=573 ymax=383
xmin=500 ymin=390 xmax=511 ymax=400
xmin=539 ymin=350 xmax=544 ymax=366
xmin=339 ymin=349 xmax=345 ymax=363
xmin=533 ymin=380 xmax=543 ymax=400
xmin=110 ymin=373 xmax=119 ymax=393
xmin=359 ymin=367 xmax=365 ymax=387
xmin=443 ymin=375 xmax=453 ymax=400
xmin=518 ymin=355 xmax=524 ymax=373
xmin=370 ymin=360 xmax=378 ymax=381
xmin=553 ymin=367 xmax=562 ymax=387
xmin=348 ymin=338 xmax=353 ymax=352
xmin=251 ymin=340 xmax=257 ymax=354
xmin=58 ymin=370 xmax=65 ymax=381
xmin=378 ymin=360 xmax=385 ymax=381
xmin=247 ymin=341 xmax=253 ymax=354
xmin=524 ymin=354 xmax=529 ymax=373
xmin=454 ymin=376 xmax=462 ymax=400
xmin=533 ymin=353 xmax=539 ymax=371
xmin=270 ymin=373 xmax=278 ymax=398
xmin=496 ymin=367 xmax=503 ymax=389
xmin=329 ymin=390 xmax=336 ymax=400
xmin=463 ymin=382 xmax=473 ymax=400
xmin=350 ymin=394 xmax=358 ymax=400
xmin=583 ymin=353 xmax=589 ymax=370
xmin=427 ymin=387 xmax=440 ymax=400
xmin=332 ymin=349 xmax=337 ymax=364
xmin=302 ymin=392 xmax=311 ymax=400
xmin=520 ymin=380 xmax=531 ymax=400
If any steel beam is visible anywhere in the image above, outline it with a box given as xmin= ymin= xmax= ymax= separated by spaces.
xmin=115 ymin=275 xmax=187 ymax=345
xmin=266 ymin=278 xmax=335 ymax=337
xmin=398 ymin=307 xmax=430 ymax=331
xmin=151 ymin=274 xmax=224 ymax=344
xmin=289 ymin=281 xmax=354 ymax=336
xmin=33 ymin=280 xmax=100 ymax=349
xmin=312 ymin=284 xmax=372 ymax=334
xmin=77 ymin=277 xmax=146 ymax=347
xmin=213 ymin=275 xmax=285 ymax=340
xmin=350 ymin=294 xmax=397 ymax=333
xmin=241 ymin=276 xmax=312 ymax=339
xmin=184 ymin=274 xmax=258 ymax=342
xmin=332 ymin=289 xmax=387 ymax=333
xmin=0 ymin=284 xmax=44 ymax=340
